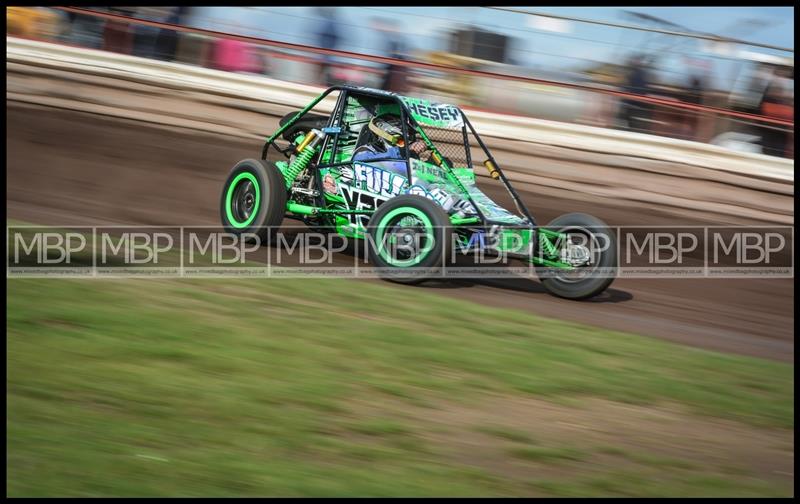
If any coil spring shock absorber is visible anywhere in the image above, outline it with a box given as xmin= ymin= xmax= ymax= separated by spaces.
xmin=539 ymin=232 xmax=559 ymax=258
xmin=283 ymin=129 xmax=325 ymax=189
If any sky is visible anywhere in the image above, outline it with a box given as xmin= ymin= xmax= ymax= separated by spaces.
xmin=188 ymin=7 xmax=794 ymax=90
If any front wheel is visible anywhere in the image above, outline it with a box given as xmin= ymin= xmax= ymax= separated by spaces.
xmin=536 ymin=213 xmax=617 ymax=300
xmin=366 ymin=195 xmax=453 ymax=285
xmin=220 ymin=159 xmax=287 ymax=244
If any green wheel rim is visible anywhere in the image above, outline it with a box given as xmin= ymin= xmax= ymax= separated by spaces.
xmin=375 ymin=207 xmax=435 ymax=267
xmin=225 ymin=172 xmax=261 ymax=229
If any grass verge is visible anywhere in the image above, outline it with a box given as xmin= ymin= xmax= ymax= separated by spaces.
xmin=7 ymin=277 xmax=794 ymax=496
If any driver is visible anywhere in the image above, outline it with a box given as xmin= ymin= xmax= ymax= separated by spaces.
xmin=352 ymin=114 xmax=429 ymax=163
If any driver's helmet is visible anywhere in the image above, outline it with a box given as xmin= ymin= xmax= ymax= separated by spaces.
xmin=367 ymin=114 xmax=407 ymax=150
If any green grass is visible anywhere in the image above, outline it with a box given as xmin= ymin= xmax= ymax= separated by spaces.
xmin=591 ymin=445 xmax=698 ymax=469
xmin=343 ymin=418 xmax=415 ymax=437
xmin=531 ymin=471 xmax=791 ymax=498
xmin=474 ymin=425 xmax=536 ymax=444
xmin=6 ymin=277 xmax=794 ymax=497
xmin=510 ymin=446 xmax=587 ymax=463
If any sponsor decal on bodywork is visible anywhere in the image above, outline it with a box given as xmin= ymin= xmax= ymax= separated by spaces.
xmin=406 ymin=184 xmax=457 ymax=210
xmin=339 ymin=185 xmax=388 ymax=228
xmin=341 ymin=163 xmax=407 ymax=198
xmin=322 ymin=173 xmax=338 ymax=194
xmin=468 ymin=190 xmax=526 ymax=224
xmin=409 ymin=158 xmax=448 ymax=183
xmin=400 ymin=97 xmax=464 ymax=129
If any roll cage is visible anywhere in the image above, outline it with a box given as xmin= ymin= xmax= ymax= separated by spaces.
xmin=261 ymin=85 xmax=539 ymax=232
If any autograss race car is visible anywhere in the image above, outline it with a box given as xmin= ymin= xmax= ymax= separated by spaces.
xmin=220 ymin=85 xmax=617 ymax=299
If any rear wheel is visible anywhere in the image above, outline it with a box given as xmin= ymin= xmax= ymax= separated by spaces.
xmin=220 ymin=159 xmax=287 ymax=244
xmin=367 ymin=195 xmax=453 ymax=285
xmin=537 ymin=213 xmax=617 ymax=300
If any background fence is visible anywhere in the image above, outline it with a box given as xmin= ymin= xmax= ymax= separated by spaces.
xmin=7 ymin=6 xmax=794 ymax=159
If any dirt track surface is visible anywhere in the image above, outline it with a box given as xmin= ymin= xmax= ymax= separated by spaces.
xmin=6 ymin=102 xmax=794 ymax=362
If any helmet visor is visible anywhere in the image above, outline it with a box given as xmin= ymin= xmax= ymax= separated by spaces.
xmin=368 ymin=116 xmax=405 ymax=147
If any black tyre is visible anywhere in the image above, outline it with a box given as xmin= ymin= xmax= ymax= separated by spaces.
xmin=537 ymin=213 xmax=617 ymax=300
xmin=220 ymin=159 xmax=287 ymax=244
xmin=366 ymin=195 xmax=453 ymax=285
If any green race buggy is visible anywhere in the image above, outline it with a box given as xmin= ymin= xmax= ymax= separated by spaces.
xmin=220 ymin=86 xmax=617 ymax=299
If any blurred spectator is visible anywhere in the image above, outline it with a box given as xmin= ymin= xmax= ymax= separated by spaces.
xmin=759 ymin=70 xmax=793 ymax=157
xmin=679 ymin=73 xmax=705 ymax=140
xmin=373 ymin=17 xmax=411 ymax=93
xmin=7 ymin=7 xmax=63 ymax=41
xmin=733 ymin=62 xmax=775 ymax=114
xmin=63 ymin=8 xmax=104 ymax=49
xmin=212 ymin=37 xmax=261 ymax=74
xmin=315 ymin=8 xmax=341 ymax=86
xmin=212 ymin=20 xmax=261 ymax=73
xmin=102 ymin=7 xmax=136 ymax=54
xmin=686 ymin=75 xmax=704 ymax=105
xmin=617 ymin=54 xmax=653 ymax=133
xmin=7 ymin=7 xmax=35 ymax=38
xmin=132 ymin=7 xmax=170 ymax=59
xmin=153 ymin=7 xmax=191 ymax=62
